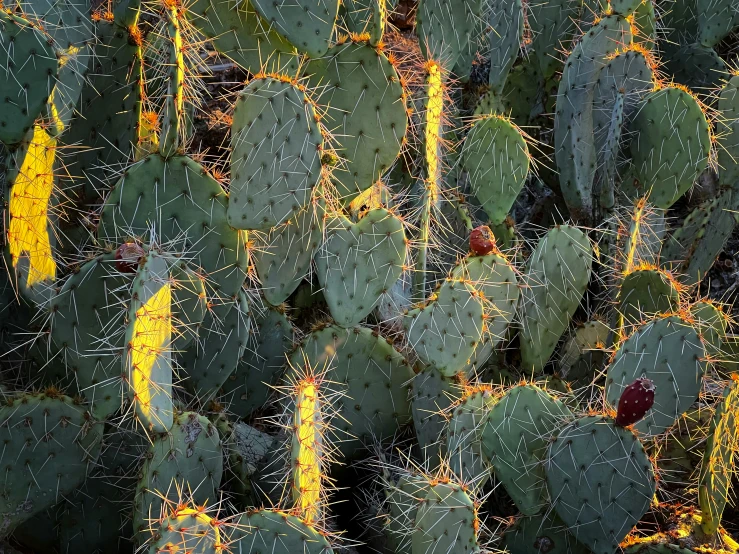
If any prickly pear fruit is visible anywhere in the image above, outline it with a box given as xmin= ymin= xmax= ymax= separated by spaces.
xmin=115 ymin=242 xmax=144 ymax=273
xmin=470 ymin=226 xmax=496 ymax=255
xmin=616 ymin=378 xmax=656 ymax=427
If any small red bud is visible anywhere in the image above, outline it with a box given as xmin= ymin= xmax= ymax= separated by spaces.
xmin=115 ymin=242 xmax=145 ymax=273
xmin=616 ymin=377 xmax=656 ymax=427
xmin=470 ymin=226 xmax=496 ymax=255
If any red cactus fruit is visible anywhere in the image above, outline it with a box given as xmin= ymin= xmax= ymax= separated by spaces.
xmin=115 ymin=242 xmax=145 ymax=273
xmin=616 ymin=377 xmax=656 ymax=427
xmin=470 ymin=226 xmax=496 ymax=255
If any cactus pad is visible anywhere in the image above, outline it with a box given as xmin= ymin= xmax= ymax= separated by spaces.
xmin=235 ymin=510 xmax=334 ymax=553
xmin=250 ymin=0 xmax=338 ymax=57
xmin=316 ymin=208 xmax=406 ymax=327
xmin=411 ymin=481 xmax=479 ymax=554
xmin=546 ymin=416 xmax=656 ymax=554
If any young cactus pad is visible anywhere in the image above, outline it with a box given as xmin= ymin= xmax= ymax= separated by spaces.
xmin=545 ymin=416 xmax=656 ymax=554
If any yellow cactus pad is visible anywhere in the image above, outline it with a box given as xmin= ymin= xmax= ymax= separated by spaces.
xmin=292 ymin=379 xmax=323 ymax=524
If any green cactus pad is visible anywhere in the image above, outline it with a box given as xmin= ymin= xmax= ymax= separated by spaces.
xmin=404 ymin=278 xmax=485 ymax=376
xmin=253 ymin=197 xmax=325 ymax=305
xmin=451 ymin=252 xmax=519 ymax=373
xmin=316 ymin=208 xmax=406 ymax=328
xmin=520 ymin=225 xmax=593 ymax=373
xmin=617 ymin=267 xmax=680 ymax=326
xmin=415 ymin=0 xmax=479 ymax=67
xmin=555 ymin=15 xmax=633 ymax=223
xmin=146 ymin=506 xmax=221 ymax=554
xmin=187 ymin=0 xmax=298 ymax=75
xmin=487 ymin=0 xmax=524 ymax=93
xmin=633 ymin=0 xmax=657 ymax=45
xmin=626 ymin=86 xmax=711 ymax=209
xmin=49 ymin=253 xmax=130 ymax=419
xmin=124 ymin=252 xmax=173 ymax=433
xmin=606 ymin=315 xmax=707 ymax=436
xmin=342 ymin=0 xmax=385 ymax=45
xmin=559 ymin=319 xmax=610 ymax=386
xmin=289 ymin=325 xmax=413 ymax=458
xmin=481 ymin=384 xmax=574 ymax=515
xmin=229 ymin=77 xmax=323 ymax=230
xmin=250 ymin=0 xmax=338 ymax=57
xmin=133 ymin=412 xmax=222 ymax=537
xmin=98 ymin=154 xmax=248 ymax=315
xmin=529 ymin=0 xmax=579 ymax=79
xmin=717 ymin=73 xmax=739 ymax=186
xmin=412 ymin=368 xmax=458 ymax=463
xmin=0 ymin=11 xmax=58 ymax=146
xmin=234 ymin=510 xmax=333 ymax=553
xmin=662 ymin=42 xmax=726 ymax=91
xmin=170 ymin=260 xmax=207 ymax=352
xmin=305 ymin=40 xmax=407 ymax=202
xmin=689 ymin=301 xmax=727 ymax=354
xmin=218 ymin=418 xmax=274 ymax=503
xmin=698 ymin=379 xmax=739 ymax=535
xmin=698 ymin=0 xmax=739 ymax=47
xmin=446 ymin=387 xmax=494 ymax=486
xmin=411 ymin=481 xmax=479 ymax=554
xmin=462 ymin=115 xmax=530 ymax=225
xmin=0 ymin=391 xmax=103 ymax=538
xmin=46 ymin=47 xmax=90 ymax=137
xmin=621 ymin=201 xmax=666 ymax=273
xmin=382 ymin=472 xmax=429 ymax=553
xmin=60 ymin=18 xmax=142 ymax=202
xmin=221 ymin=304 xmax=294 ymax=417
xmin=503 ymin=510 xmax=592 ymax=554
xmin=183 ymin=291 xmax=250 ymax=402
xmin=546 ymin=416 xmax=656 ymax=554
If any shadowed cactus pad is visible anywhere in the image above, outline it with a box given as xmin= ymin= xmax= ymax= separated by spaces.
xmin=317 ymin=208 xmax=406 ymax=327
xmin=235 ymin=510 xmax=334 ymax=553
xmin=545 ymin=416 xmax=656 ymax=554
xmin=229 ymin=76 xmax=324 ymax=230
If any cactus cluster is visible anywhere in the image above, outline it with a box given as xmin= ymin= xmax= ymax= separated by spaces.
xmin=1 ymin=0 xmax=739 ymax=553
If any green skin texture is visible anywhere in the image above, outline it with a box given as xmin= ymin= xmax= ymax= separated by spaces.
xmin=546 ymin=416 xmax=656 ymax=554
xmin=0 ymin=392 xmax=103 ymax=538
xmin=697 ymin=0 xmax=739 ymax=47
xmin=415 ymin=0 xmax=479 ymax=67
xmin=662 ymin=42 xmax=726 ymax=91
xmin=451 ymin=253 xmax=520 ymax=375
xmin=186 ymin=0 xmax=298 ymax=75
xmin=305 ymin=41 xmax=407 ymax=203
xmin=529 ymin=0 xmax=580 ymax=79
xmin=555 ymin=15 xmax=633 ymax=224
xmin=317 ymin=208 xmax=406 ymax=328
xmin=622 ymin=203 xmax=666 ymax=273
xmin=689 ymin=301 xmax=727 ymax=354
xmin=446 ymin=389 xmax=494 ymax=487
xmin=220 ymin=305 xmax=294 ymax=417
xmin=46 ymin=47 xmax=90 ymax=137
xmin=98 ymin=153 xmax=248 ymax=318
xmin=487 ymin=0 xmax=523 ymax=94
xmin=147 ymin=509 xmax=220 ymax=554
xmin=503 ymin=510 xmax=592 ymax=554
xmin=183 ymin=291 xmax=250 ymax=403
xmin=125 ymin=253 xmax=173 ymax=433
xmin=698 ymin=379 xmax=739 ymax=535
xmin=170 ymin=260 xmax=207 ymax=352
xmin=404 ymin=278 xmax=485 ymax=376
xmin=160 ymin=7 xmax=184 ymax=159
xmin=234 ymin=510 xmax=333 ymax=553
xmin=718 ymin=74 xmax=739 ymax=186
xmin=625 ymin=87 xmax=711 ymax=209
xmin=383 ymin=473 xmax=429 ymax=553
xmin=229 ymin=77 xmax=323 ymax=231
xmin=0 ymin=12 xmax=58 ymax=146
xmin=250 ymin=0 xmax=338 ymax=57
xmin=559 ymin=319 xmax=609 ymax=385
xmin=481 ymin=385 xmax=574 ymax=516
xmin=462 ymin=116 xmax=530 ymax=226
xmin=411 ymin=482 xmax=479 ymax=554
xmin=59 ymin=18 xmax=142 ymax=202
xmin=412 ymin=368 xmax=457 ymax=463
xmin=289 ymin=325 xmax=414 ymax=459
xmin=342 ymin=0 xmax=385 ymax=45
xmin=519 ymin=226 xmax=593 ymax=373
xmin=218 ymin=418 xmax=274 ymax=504
xmin=617 ymin=268 xmax=680 ymax=326
xmin=633 ymin=0 xmax=657 ymax=45
xmin=484 ymin=61 xmax=542 ymax=126
xmin=253 ymin=196 xmax=324 ymax=306
xmin=606 ymin=315 xmax=707 ymax=436
xmin=49 ymin=253 xmax=130 ymax=420
xmin=133 ymin=412 xmax=222 ymax=538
